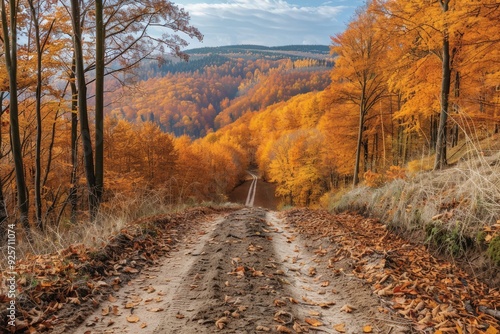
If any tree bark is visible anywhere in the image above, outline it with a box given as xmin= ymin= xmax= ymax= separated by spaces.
xmin=69 ymin=59 xmax=79 ymax=224
xmin=434 ymin=0 xmax=451 ymax=170
xmin=0 ymin=94 xmax=8 ymax=240
xmin=28 ymin=0 xmax=43 ymax=230
xmin=70 ymin=0 xmax=98 ymax=219
xmin=353 ymin=97 xmax=366 ymax=186
xmin=1 ymin=0 xmax=31 ymax=236
xmin=95 ymin=0 xmax=104 ymax=206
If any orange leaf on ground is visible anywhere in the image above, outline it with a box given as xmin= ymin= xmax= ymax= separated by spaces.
xmin=334 ymin=323 xmax=346 ymax=333
xmin=305 ymin=318 xmax=323 ymax=327
xmin=126 ymin=315 xmax=140 ymax=323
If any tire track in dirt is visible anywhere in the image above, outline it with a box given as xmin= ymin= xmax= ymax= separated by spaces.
xmin=74 ymin=208 xmax=410 ymax=334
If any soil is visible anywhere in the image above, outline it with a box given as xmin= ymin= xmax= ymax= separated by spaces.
xmin=70 ymin=208 xmax=409 ymax=334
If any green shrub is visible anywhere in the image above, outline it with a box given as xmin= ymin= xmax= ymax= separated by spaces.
xmin=486 ymin=236 xmax=500 ymax=265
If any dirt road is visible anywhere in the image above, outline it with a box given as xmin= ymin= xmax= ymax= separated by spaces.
xmin=228 ymin=173 xmax=278 ymax=210
xmin=72 ymin=208 xmax=410 ymax=334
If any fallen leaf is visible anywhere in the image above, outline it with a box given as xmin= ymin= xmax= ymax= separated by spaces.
xmin=363 ymin=325 xmax=373 ymax=333
xmin=140 ymin=323 xmax=147 ymax=328
xmin=252 ymin=270 xmax=264 ymax=277
xmin=108 ymin=295 xmax=117 ymax=303
xmin=486 ymin=326 xmax=499 ymax=334
xmin=305 ymin=318 xmax=323 ymax=327
xmin=123 ymin=266 xmax=139 ymax=273
xmin=101 ymin=307 xmax=110 ymax=316
xmin=340 ymin=304 xmax=355 ymax=313
xmin=274 ymin=299 xmax=287 ymax=307
xmin=334 ymin=323 xmax=346 ymax=333
xmin=126 ymin=315 xmax=140 ymax=323
xmin=321 ymin=281 xmax=330 ymax=287
xmin=176 ymin=312 xmax=185 ymax=319
xmin=215 ymin=317 xmax=228 ymax=329
xmin=256 ymin=325 xmax=271 ymax=332
xmin=112 ymin=305 xmax=120 ymax=315
xmin=293 ymin=322 xmax=305 ymax=333
xmin=276 ymin=325 xmax=292 ymax=333
xmin=147 ymin=308 xmax=164 ymax=312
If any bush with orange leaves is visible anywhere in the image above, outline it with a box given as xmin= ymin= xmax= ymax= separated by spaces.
xmin=364 ymin=166 xmax=406 ymax=188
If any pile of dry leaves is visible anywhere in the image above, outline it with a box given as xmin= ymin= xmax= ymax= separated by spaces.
xmin=0 ymin=207 xmax=233 ymax=334
xmin=281 ymin=208 xmax=500 ymax=334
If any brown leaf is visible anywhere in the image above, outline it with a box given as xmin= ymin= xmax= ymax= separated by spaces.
xmin=101 ymin=307 xmax=110 ymax=316
xmin=340 ymin=304 xmax=355 ymax=313
xmin=305 ymin=318 xmax=323 ymax=327
xmin=147 ymin=308 xmax=164 ymax=312
xmin=256 ymin=325 xmax=271 ymax=332
xmin=293 ymin=322 xmax=305 ymax=333
xmin=215 ymin=317 xmax=228 ymax=329
xmin=126 ymin=315 xmax=140 ymax=323
xmin=334 ymin=323 xmax=346 ymax=333
xmin=108 ymin=295 xmax=117 ymax=303
xmin=123 ymin=266 xmax=139 ymax=273
xmin=112 ymin=305 xmax=120 ymax=315
xmin=176 ymin=312 xmax=185 ymax=319
xmin=276 ymin=325 xmax=292 ymax=333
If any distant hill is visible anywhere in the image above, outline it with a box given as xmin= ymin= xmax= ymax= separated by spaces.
xmin=186 ymin=44 xmax=331 ymax=60
xmin=139 ymin=45 xmax=334 ymax=79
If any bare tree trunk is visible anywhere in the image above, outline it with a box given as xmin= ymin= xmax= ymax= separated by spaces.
xmin=434 ymin=0 xmax=451 ymax=170
xmin=353 ymin=96 xmax=366 ymax=186
xmin=0 ymin=94 xmax=8 ymax=240
xmin=95 ymin=0 xmax=104 ymax=207
xmin=69 ymin=58 xmax=79 ymax=224
xmin=1 ymin=0 xmax=31 ymax=237
xmin=70 ymin=0 xmax=98 ymax=219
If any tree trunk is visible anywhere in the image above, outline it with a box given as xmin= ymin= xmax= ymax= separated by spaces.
xmin=1 ymin=0 xmax=31 ymax=237
xmin=28 ymin=0 xmax=43 ymax=230
xmin=451 ymin=71 xmax=460 ymax=148
xmin=434 ymin=0 xmax=451 ymax=170
xmin=0 ymin=94 xmax=8 ymax=240
xmin=69 ymin=61 xmax=79 ymax=224
xmin=353 ymin=98 xmax=366 ymax=186
xmin=95 ymin=0 xmax=104 ymax=206
xmin=70 ymin=0 xmax=98 ymax=219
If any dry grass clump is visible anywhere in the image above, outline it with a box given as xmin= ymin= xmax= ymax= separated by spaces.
xmin=1 ymin=187 xmax=235 ymax=267
xmin=330 ymin=149 xmax=500 ymax=264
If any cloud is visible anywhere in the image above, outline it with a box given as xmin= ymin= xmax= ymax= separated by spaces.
xmin=175 ymin=0 xmax=362 ymax=48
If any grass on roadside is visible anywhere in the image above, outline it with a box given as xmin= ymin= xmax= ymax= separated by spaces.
xmin=0 ymin=188 xmax=235 ymax=269
xmin=325 ymin=136 xmax=500 ymax=284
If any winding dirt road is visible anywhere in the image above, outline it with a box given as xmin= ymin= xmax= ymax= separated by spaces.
xmin=73 ymin=208 xmax=409 ymax=334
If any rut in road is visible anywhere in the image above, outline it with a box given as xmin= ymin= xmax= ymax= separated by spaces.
xmin=74 ymin=208 xmax=408 ymax=334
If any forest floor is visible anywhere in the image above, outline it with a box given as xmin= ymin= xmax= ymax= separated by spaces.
xmin=2 ymin=205 xmax=499 ymax=334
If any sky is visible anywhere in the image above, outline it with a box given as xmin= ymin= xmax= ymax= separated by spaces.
xmin=173 ymin=0 xmax=365 ymax=49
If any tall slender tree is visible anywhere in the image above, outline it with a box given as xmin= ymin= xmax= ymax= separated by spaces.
xmin=330 ymin=3 xmax=389 ymax=185
xmin=1 ymin=0 xmax=30 ymax=236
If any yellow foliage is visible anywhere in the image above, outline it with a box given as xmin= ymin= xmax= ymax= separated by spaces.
xmin=363 ymin=171 xmax=384 ymax=188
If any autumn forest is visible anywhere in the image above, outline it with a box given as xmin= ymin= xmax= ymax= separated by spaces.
xmin=1 ymin=0 xmax=500 ymax=243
